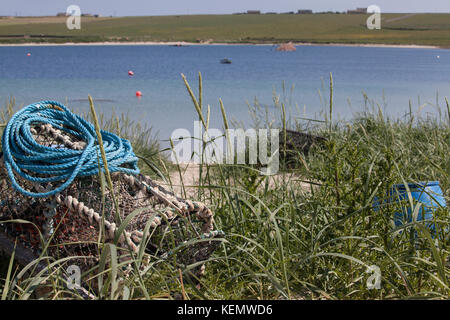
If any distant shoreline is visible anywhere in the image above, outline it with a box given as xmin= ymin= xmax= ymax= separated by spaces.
xmin=0 ymin=41 xmax=444 ymax=49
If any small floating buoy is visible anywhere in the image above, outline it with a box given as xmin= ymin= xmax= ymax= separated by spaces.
xmin=27 ymin=53 xmax=31 ymax=56
xmin=135 ymin=91 xmax=142 ymax=97
xmin=128 ymin=70 xmax=134 ymax=76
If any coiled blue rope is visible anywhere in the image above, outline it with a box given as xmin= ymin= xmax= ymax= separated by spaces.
xmin=1 ymin=100 xmax=140 ymax=198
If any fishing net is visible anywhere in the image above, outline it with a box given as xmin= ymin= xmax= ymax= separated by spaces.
xmin=0 ymin=120 xmax=224 ymax=293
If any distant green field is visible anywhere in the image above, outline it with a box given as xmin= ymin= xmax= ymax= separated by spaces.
xmin=0 ymin=13 xmax=450 ymax=46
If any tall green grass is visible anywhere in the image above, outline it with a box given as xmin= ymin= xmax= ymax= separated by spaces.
xmin=0 ymin=75 xmax=449 ymax=299
xmin=172 ymin=74 xmax=449 ymax=299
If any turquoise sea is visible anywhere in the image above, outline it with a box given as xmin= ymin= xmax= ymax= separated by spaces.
xmin=0 ymin=44 xmax=449 ymax=141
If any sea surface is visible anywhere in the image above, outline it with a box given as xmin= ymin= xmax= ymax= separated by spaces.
xmin=0 ymin=44 xmax=449 ymax=142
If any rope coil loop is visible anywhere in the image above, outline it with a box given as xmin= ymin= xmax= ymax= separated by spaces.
xmin=1 ymin=100 xmax=140 ymax=198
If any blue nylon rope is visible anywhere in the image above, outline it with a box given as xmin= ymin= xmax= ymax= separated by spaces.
xmin=1 ymin=100 xmax=140 ymax=198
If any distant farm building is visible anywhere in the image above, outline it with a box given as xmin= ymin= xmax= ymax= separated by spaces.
xmin=347 ymin=8 xmax=368 ymax=14
xmin=297 ymin=10 xmax=313 ymax=14
xmin=247 ymin=10 xmax=261 ymax=14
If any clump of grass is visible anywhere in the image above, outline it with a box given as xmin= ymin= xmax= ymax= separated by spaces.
xmin=175 ymin=74 xmax=449 ymax=300
xmin=0 ymin=98 xmax=173 ymax=299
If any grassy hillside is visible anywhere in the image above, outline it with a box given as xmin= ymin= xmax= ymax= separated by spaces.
xmin=0 ymin=13 xmax=450 ymax=46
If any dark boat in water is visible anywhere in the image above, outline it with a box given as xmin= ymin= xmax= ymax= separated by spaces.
xmin=220 ymin=58 xmax=232 ymax=64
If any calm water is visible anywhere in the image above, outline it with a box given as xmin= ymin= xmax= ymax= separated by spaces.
xmin=0 ymin=45 xmax=449 ymax=141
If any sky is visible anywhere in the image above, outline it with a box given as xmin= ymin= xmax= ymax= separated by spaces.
xmin=1 ymin=0 xmax=450 ymax=16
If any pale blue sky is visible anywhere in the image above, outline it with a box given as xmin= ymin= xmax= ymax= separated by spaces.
xmin=1 ymin=0 xmax=450 ymax=16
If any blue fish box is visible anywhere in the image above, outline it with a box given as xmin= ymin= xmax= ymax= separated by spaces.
xmin=374 ymin=181 xmax=447 ymax=234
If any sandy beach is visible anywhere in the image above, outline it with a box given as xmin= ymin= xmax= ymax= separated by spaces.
xmin=0 ymin=41 xmax=443 ymax=49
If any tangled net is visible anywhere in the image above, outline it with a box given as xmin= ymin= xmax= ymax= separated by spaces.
xmin=0 ymin=103 xmax=224 ymax=296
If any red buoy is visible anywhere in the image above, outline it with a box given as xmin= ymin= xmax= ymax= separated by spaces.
xmin=135 ymin=91 xmax=142 ymax=97
xmin=128 ymin=70 xmax=134 ymax=76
